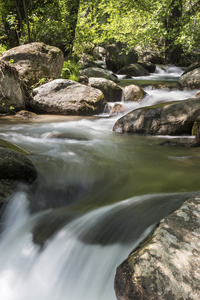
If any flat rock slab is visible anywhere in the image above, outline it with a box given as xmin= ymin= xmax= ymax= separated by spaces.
xmin=115 ymin=194 xmax=200 ymax=300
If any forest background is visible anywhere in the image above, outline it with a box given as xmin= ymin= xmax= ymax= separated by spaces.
xmin=0 ymin=0 xmax=200 ymax=67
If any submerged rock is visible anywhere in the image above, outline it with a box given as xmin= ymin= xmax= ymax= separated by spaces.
xmin=30 ymin=79 xmax=107 ymax=116
xmin=88 ymin=77 xmax=123 ymax=102
xmin=115 ymin=193 xmax=200 ymax=299
xmin=113 ymin=97 xmax=200 ymax=135
xmin=159 ymin=137 xmax=199 ymax=147
xmin=0 ymin=42 xmax=64 ymax=86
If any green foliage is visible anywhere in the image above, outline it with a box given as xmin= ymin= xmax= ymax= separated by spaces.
xmin=0 ymin=0 xmax=199 ymax=64
xmin=0 ymin=44 xmax=6 ymax=54
xmin=8 ymin=59 xmax=15 ymax=65
xmin=61 ymin=59 xmax=80 ymax=81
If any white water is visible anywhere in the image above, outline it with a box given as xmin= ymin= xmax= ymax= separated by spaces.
xmin=0 ymin=67 xmax=199 ymax=300
xmin=0 ymin=190 xmax=195 ymax=300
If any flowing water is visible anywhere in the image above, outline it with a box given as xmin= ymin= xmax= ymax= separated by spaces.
xmin=0 ymin=66 xmax=199 ymax=300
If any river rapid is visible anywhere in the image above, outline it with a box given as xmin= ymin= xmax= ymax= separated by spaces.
xmin=0 ymin=66 xmax=199 ymax=300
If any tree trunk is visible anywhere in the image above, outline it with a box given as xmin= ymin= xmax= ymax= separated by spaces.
xmin=23 ymin=0 xmax=31 ymax=43
xmin=66 ymin=0 xmax=80 ymax=57
xmin=14 ymin=0 xmax=24 ymax=38
xmin=164 ymin=0 xmax=183 ymax=64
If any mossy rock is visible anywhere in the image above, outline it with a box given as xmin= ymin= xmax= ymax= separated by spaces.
xmin=0 ymin=138 xmax=29 ymax=155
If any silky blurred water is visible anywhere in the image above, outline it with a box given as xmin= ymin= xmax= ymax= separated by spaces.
xmin=0 ymin=66 xmax=199 ymax=300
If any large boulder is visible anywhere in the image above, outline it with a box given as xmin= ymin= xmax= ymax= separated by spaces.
xmin=115 ymin=193 xmax=200 ymax=300
xmin=30 ymin=79 xmax=107 ymax=116
xmin=0 ymin=147 xmax=37 ymax=206
xmin=80 ymin=67 xmax=117 ymax=82
xmin=117 ymin=63 xmax=150 ymax=77
xmin=179 ymin=62 xmax=200 ymax=88
xmin=113 ymin=97 xmax=200 ymax=135
xmin=0 ymin=61 xmax=29 ymax=114
xmin=106 ymin=42 xmax=138 ymax=73
xmin=123 ymin=85 xmax=147 ymax=102
xmin=0 ymin=42 xmax=64 ymax=86
xmin=88 ymin=77 xmax=123 ymax=102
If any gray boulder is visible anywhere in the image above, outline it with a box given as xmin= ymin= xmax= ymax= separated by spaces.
xmin=106 ymin=42 xmax=138 ymax=73
xmin=80 ymin=67 xmax=117 ymax=82
xmin=179 ymin=63 xmax=200 ymax=88
xmin=115 ymin=193 xmax=200 ymax=300
xmin=0 ymin=42 xmax=64 ymax=86
xmin=117 ymin=63 xmax=150 ymax=77
xmin=113 ymin=97 xmax=200 ymax=135
xmin=88 ymin=77 xmax=123 ymax=102
xmin=123 ymin=85 xmax=147 ymax=102
xmin=30 ymin=79 xmax=107 ymax=116
xmin=0 ymin=61 xmax=29 ymax=114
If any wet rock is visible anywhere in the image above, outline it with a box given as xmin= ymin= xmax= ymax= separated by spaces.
xmin=138 ymin=62 xmax=156 ymax=73
xmin=115 ymin=193 xmax=200 ymax=300
xmin=0 ymin=147 xmax=37 ymax=206
xmin=179 ymin=63 xmax=200 ymax=88
xmin=88 ymin=77 xmax=123 ymax=102
xmin=0 ymin=61 xmax=30 ymax=114
xmin=117 ymin=63 xmax=150 ymax=77
xmin=0 ymin=148 xmax=37 ymax=183
xmin=113 ymin=97 xmax=200 ymax=135
xmin=15 ymin=110 xmax=37 ymax=119
xmin=110 ymin=104 xmax=125 ymax=116
xmin=0 ymin=42 xmax=64 ymax=86
xmin=123 ymin=85 xmax=147 ymax=102
xmin=106 ymin=42 xmax=138 ymax=73
xmin=80 ymin=67 xmax=117 ymax=82
xmin=30 ymin=79 xmax=107 ymax=116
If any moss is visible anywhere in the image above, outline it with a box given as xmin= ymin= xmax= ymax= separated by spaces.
xmin=0 ymin=138 xmax=29 ymax=155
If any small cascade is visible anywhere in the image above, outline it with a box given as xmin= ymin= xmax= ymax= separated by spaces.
xmin=0 ymin=190 xmax=195 ymax=300
xmin=0 ymin=67 xmax=199 ymax=300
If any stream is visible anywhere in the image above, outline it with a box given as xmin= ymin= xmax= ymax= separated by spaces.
xmin=0 ymin=66 xmax=199 ymax=300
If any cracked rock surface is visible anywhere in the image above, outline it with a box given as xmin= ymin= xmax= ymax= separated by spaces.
xmin=115 ymin=194 xmax=200 ymax=300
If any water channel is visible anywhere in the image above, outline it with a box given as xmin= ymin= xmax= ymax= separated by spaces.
xmin=0 ymin=66 xmax=199 ymax=299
